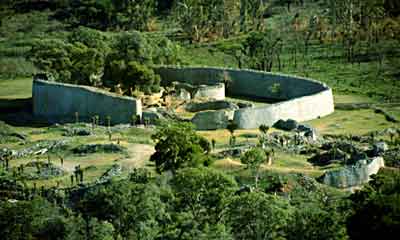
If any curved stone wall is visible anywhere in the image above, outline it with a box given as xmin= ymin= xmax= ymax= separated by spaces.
xmin=33 ymin=79 xmax=142 ymax=124
xmin=156 ymin=66 xmax=334 ymax=129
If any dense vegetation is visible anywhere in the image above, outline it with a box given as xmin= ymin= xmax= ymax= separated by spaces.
xmin=0 ymin=121 xmax=399 ymax=239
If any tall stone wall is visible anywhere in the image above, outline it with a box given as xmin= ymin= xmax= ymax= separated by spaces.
xmin=156 ymin=66 xmax=334 ymax=129
xmin=233 ymin=89 xmax=334 ymax=129
xmin=320 ymin=157 xmax=385 ymax=189
xmin=156 ymin=66 xmax=328 ymax=100
xmin=32 ymin=79 xmax=142 ymax=124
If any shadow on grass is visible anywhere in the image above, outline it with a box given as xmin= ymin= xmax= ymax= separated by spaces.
xmin=0 ymin=98 xmax=50 ymax=127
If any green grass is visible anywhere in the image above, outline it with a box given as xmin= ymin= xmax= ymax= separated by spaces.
xmin=334 ymin=94 xmax=377 ymax=104
xmin=2 ymin=124 xmax=153 ymax=188
xmin=306 ymin=109 xmax=398 ymax=135
xmin=0 ymin=77 xmax=32 ymax=99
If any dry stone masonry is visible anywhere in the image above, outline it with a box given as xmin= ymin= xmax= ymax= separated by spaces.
xmin=33 ymin=66 xmax=334 ymax=129
xmin=320 ymin=157 xmax=385 ymax=189
xmin=33 ymin=79 xmax=142 ymax=124
xmin=156 ymin=66 xmax=335 ymax=129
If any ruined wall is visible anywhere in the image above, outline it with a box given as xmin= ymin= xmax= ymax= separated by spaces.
xmin=193 ymin=83 xmax=225 ymax=100
xmin=32 ymin=79 xmax=142 ymax=124
xmin=320 ymin=157 xmax=385 ymax=189
xmin=156 ymin=66 xmax=334 ymax=129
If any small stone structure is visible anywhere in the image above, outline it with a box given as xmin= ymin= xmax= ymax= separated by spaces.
xmin=32 ymin=78 xmax=142 ymax=124
xmin=173 ymin=82 xmax=225 ymax=101
xmin=319 ymin=157 xmax=385 ymax=189
xmin=193 ymin=83 xmax=225 ymax=100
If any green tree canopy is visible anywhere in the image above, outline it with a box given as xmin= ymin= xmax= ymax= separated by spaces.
xmin=150 ymin=121 xmax=211 ymax=173
xmin=226 ymin=191 xmax=293 ymax=240
xmin=240 ymin=147 xmax=267 ymax=188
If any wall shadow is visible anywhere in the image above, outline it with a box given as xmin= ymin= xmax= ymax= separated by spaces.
xmin=0 ymin=98 xmax=50 ymax=127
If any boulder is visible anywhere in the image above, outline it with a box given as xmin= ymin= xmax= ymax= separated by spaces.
xmin=143 ymin=108 xmax=164 ymax=124
xmin=99 ymin=164 xmax=122 ymax=182
xmin=273 ymin=119 xmax=298 ymax=131
xmin=373 ymin=141 xmax=389 ymax=156
xmin=72 ymin=144 xmax=124 ymax=155
xmin=63 ymin=128 xmax=91 ymax=137
xmin=175 ymin=88 xmax=191 ymax=101
xmin=297 ymin=124 xmax=318 ymax=141
xmin=237 ymin=102 xmax=254 ymax=109
xmin=191 ymin=110 xmax=234 ymax=130
xmin=185 ymin=100 xmax=238 ymax=112
xmin=308 ymin=149 xmax=348 ymax=166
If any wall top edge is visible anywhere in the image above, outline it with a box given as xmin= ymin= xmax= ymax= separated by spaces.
xmin=33 ymin=79 xmax=139 ymax=101
xmin=153 ymin=65 xmax=331 ymax=90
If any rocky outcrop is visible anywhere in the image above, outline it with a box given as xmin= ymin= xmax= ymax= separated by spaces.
xmin=142 ymin=108 xmax=165 ymax=124
xmin=185 ymin=100 xmax=238 ymax=112
xmin=273 ymin=119 xmax=299 ymax=131
xmin=319 ymin=157 xmax=385 ymax=188
xmin=191 ymin=110 xmax=234 ymax=130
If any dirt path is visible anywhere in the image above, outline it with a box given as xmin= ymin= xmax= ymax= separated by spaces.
xmin=120 ymin=143 xmax=155 ymax=170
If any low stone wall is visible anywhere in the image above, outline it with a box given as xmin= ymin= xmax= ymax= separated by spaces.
xmin=156 ymin=66 xmax=334 ymax=129
xmin=320 ymin=157 xmax=385 ymax=189
xmin=32 ymin=79 xmax=142 ymax=124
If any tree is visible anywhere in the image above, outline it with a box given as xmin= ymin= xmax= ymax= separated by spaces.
xmin=173 ymin=0 xmax=240 ymax=42
xmin=150 ymin=121 xmax=211 ymax=173
xmin=76 ymin=180 xmax=166 ymax=239
xmin=121 ymin=61 xmax=160 ymax=95
xmin=29 ymin=38 xmax=105 ymax=86
xmin=287 ymin=202 xmax=348 ymax=240
xmin=0 ymin=197 xmax=68 ymax=240
xmin=240 ymin=147 xmax=267 ymax=188
xmin=169 ymin=168 xmax=237 ymax=236
xmin=239 ymin=0 xmax=268 ymax=32
xmin=347 ymin=169 xmax=400 ymax=239
xmin=259 ymin=124 xmax=270 ymax=149
xmin=242 ymin=31 xmax=283 ymax=71
xmin=226 ymin=120 xmax=238 ymax=146
xmin=102 ymin=31 xmax=180 ymax=93
xmin=58 ymin=0 xmax=157 ymax=31
xmin=225 ymin=192 xmax=293 ymax=239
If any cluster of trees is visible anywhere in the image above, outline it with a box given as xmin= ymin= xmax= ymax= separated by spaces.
xmin=1 ymin=121 xmax=400 ymax=239
xmin=29 ymin=28 xmax=181 ymax=95
xmin=173 ymin=0 xmax=268 ymax=42
xmin=53 ymin=0 xmax=157 ymax=31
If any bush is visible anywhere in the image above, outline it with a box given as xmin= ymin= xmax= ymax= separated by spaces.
xmin=0 ymin=57 xmax=36 ymax=78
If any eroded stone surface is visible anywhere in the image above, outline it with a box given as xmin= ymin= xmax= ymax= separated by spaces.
xmin=319 ymin=157 xmax=385 ymax=188
xmin=191 ymin=110 xmax=234 ymax=130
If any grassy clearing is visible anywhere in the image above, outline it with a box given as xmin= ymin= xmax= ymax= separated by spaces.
xmin=1 ymin=121 xmax=154 ymax=188
xmin=334 ymin=94 xmax=377 ymax=104
xmin=306 ymin=109 xmax=398 ymax=135
xmin=212 ymin=151 xmax=323 ymax=178
xmin=198 ymin=129 xmax=260 ymax=148
xmin=0 ymin=77 xmax=32 ymax=99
